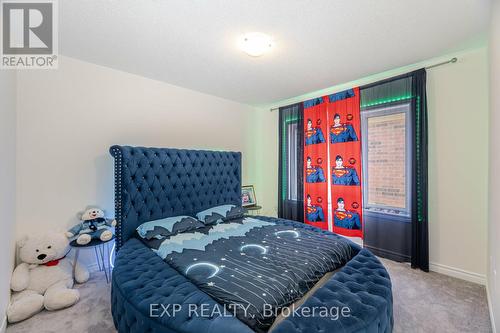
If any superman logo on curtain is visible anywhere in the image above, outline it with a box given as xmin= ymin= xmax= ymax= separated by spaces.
xmin=332 ymin=154 xmax=360 ymax=185
xmin=306 ymin=156 xmax=326 ymax=183
xmin=305 ymin=118 xmax=326 ymax=145
xmin=330 ymin=113 xmax=359 ymax=143
xmin=333 ymin=196 xmax=361 ymax=230
xmin=306 ymin=194 xmax=325 ymax=222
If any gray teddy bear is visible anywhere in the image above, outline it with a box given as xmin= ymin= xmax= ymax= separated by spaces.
xmin=66 ymin=207 xmax=116 ymax=245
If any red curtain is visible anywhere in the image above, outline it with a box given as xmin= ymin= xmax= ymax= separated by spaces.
xmin=328 ymin=88 xmax=363 ymax=238
xmin=302 ymin=89 xmax=363 ymax=238
xmin=303 ymin=97 xmax=329 ymax=230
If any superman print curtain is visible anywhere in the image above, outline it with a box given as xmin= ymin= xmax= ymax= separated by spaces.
xmin=328 ymin=88 xmax=363 ymax=238
xmin=303 ymin=97 xmax=329 ymax=230
xmin=301 ymin=89 xmax=363 ymax=237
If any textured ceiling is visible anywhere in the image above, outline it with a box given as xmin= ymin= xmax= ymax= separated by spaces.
xmin=60 ymin=0 xmax=490 ymax=105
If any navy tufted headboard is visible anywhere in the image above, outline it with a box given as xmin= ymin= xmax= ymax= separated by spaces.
xmin=109 ymin=146 xmax=242 ymax=250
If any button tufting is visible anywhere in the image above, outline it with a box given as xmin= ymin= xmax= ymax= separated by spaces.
xmin=110 ymin=218 xmax=392 ymax=333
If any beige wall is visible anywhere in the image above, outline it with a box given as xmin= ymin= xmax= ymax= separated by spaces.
xmin=488 ymin=1 xmax=500 ymax=330
xmin=0 ymin=71 xmax=17 ymax=330
xmin=249 ymin=108 xmax=279 ymax=217
xmin=256 ymin=47 xmax=489 ymax=282
xmin=15 ymin=56 xmax=256 ymax=266
xmin=426 ymin=48 xmax=488 ymax=281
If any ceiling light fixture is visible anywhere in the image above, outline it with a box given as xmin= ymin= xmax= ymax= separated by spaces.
xmin=237 ymin=32 xmax=274 ymax=57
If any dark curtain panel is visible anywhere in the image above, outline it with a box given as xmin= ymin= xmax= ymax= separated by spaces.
xmin=359 ymin=69 xmax=429 ymax=271
xmin=278 ymin=103 xmax=304 ymax=221
xmin=410 ymin=69 xmax=429 ymax=271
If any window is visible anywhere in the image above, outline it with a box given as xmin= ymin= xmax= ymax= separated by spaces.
xmin=278 ymin=102 xmax=304 ymax=221
xmin=286 ymin=122 xmax=299 ymax=201
xmin=361 ymin=103 xmax=412 ymax=216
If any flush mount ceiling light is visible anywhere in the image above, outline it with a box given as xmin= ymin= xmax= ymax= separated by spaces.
xmin=237 ymin=32 xmax=274 ymax=57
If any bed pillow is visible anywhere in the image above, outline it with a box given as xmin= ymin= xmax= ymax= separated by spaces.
xmin=196 ymin=204 xmax=246 ymax=225
xmin=136 ymin=215 xmax=205 ymax=239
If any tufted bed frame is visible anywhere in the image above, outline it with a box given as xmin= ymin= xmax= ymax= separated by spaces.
xmin=109 ymin=145 xmax=394 ymax=333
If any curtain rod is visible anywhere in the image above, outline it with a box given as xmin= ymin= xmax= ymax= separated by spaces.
xmin=269 ymin=57 xmax=458 ymax=112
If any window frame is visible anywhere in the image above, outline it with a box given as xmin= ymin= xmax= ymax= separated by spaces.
xmin=361 ymin=101 xmax=413 ymax=218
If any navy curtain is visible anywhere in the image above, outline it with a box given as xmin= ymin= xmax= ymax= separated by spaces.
xmin=410 ymin=69 xmax=429 ymax=271
xmin=278 ymin=103 xmax=304 ymax=222
xmin=360 ymin=69 xmax=429 ymax=271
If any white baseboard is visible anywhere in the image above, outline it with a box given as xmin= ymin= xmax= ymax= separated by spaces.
xmin=429 ymin=262 xmax=486 ymax=285
xmin=1 ymin=315 xmax=6 ymax=333
xmin=486 ymin=284 xmax=497 ymax=333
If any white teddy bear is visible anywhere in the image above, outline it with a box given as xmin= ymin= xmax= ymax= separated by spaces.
xmin=7 ymin=232 xmax=89 ymax=323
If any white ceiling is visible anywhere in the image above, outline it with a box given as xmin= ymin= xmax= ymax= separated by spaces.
xmin=60 ymin=0 xmax=490 ymax=106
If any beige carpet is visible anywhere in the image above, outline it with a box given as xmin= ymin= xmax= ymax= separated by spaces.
xmin=6 ymin=271 xmax=115 ymax=333
xmin=380 ymin=259 xmax=491 ymax=333
xmin=6 ymin=259 xmax=492 ymax=333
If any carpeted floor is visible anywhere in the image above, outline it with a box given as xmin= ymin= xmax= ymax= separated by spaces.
xmin=380 ymin=259 xmax=491 ymax=333
xmin=6 ymin=259 xmax=492 ymax=333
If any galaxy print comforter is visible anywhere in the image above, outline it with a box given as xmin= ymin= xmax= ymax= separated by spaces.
xmin=140 ymin=217 xmax=355 ymax=332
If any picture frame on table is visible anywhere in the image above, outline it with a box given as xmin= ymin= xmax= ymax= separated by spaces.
xmin=241 ymin=185 xmax=257 ymax=207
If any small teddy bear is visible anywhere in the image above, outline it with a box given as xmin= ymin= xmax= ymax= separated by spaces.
xmin=66 ymin=207 xmax=116 ymax=245
xmin=7 ymin=232 xmax=89 ymax=323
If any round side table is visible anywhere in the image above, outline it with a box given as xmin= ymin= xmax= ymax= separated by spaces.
xmin=245 ymin=205 xmax=262 ymax=215
xmin=70 ymin=236 xmax=114 ymax=283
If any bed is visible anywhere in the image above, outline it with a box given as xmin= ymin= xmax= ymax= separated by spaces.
xmin=109 ymin=145 xmax=393 ymax=333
